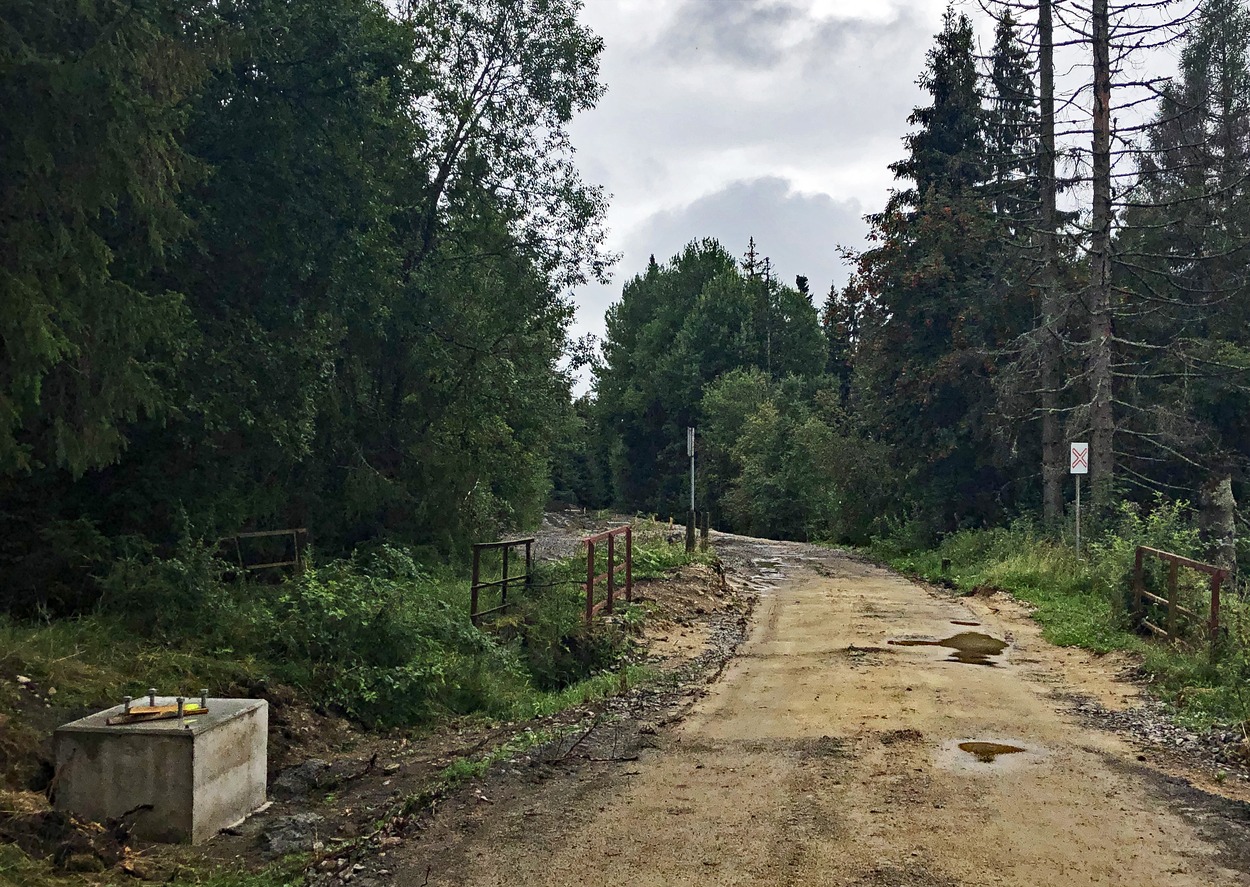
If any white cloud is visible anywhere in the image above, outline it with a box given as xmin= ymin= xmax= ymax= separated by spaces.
xmin=566 ymin=0 xmax=954 ymax=386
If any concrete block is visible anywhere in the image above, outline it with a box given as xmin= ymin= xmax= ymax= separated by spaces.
xmin=54 ymin=697 xmax=267 ymax=844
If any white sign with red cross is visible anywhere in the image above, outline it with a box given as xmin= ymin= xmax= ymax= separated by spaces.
xmin=1070 ymin=442 xmax=1089 ymax=475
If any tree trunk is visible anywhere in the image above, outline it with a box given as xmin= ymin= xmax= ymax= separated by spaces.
xmin=1039 ymin=0 xmax=1065 ymax=526
xmin=1088 ymin=0 xmax=1116 ymax=510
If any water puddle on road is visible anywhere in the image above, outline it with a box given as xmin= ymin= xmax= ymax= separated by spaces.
xmin=888 ymin=632 xmax=1008 ymax=666
xmin=958 ymin=741 xmax=1026 ymax=763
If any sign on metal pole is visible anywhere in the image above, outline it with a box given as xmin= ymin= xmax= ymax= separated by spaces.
xmin=1070 ymin=442 xmax=1087 ymax=555
xmin=1070 ymin=442 xmax=1089 ymax=474
xmin=687 ymin=426 xmax=694 ymax=457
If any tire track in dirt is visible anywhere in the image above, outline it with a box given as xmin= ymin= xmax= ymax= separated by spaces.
xmin=389 ymin=536 xmax=1250 ymax=887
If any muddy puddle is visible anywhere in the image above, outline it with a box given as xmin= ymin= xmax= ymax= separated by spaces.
xmin=742 ymin=557 xmax=787 ymax=592
xmin=936 ymin=738 xmax=1040 ymax=773
xmin=888 ymin=631 xmax=1008 ymax=666
xmin=959 ymin=741 xmax=1026 ymax=763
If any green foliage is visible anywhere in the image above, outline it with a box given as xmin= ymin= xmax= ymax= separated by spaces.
xmin=835 ymin=7 xmax=1041 ymax=538
xmin=699 ymin=372 xmax=897 ymax=543
xmin=1113 ymin=0 xmax=1250 ymax=496
xmin=2 ymin=533 xmax=694 ymax=741
xmin=2 ymin=0 xmax=613 ymax=611
xmin=594 ymin=239 xmax=827 ymax=517
xmin=0 ymin=0 xmax=207 ymax=476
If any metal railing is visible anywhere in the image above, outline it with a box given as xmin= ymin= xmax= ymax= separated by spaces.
xmin=1132 ymin=545 xmax=1229 ymax=659
xmin=470 ymin=538 xmax=534 ymax=625
xmin=224 ymin=528 xmax=308 ymax=572
xmin=584 ymin=526 xmax=632 ymax=623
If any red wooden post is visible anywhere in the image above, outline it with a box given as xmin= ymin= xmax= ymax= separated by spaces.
xmin=625 ymin=526 xmax=633 ymax=603
xmin=606 ymin=532 xmax=615 ymax=615
xmin=585 ymin=540 xmax=595 ymax=624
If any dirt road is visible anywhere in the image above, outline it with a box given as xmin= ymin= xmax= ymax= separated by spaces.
xmin=391 ymin=537 xmax=1250 ymax=886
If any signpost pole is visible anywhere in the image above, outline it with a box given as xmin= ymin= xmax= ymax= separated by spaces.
xmin=686 ymin=427 xmax=697 ymax=553
xmin=1070 ymin=442 xmax=1088 ymax=557
xmin=688 ymin=427 xmax=695 ymax=513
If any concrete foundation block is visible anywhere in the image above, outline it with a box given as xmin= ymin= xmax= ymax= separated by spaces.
xmin=54 ymin=697 xmax=268 ymax=844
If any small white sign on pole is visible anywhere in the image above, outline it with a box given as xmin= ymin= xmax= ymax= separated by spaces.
xmin=1070 ymin=442 xmax=1088 ymax=556
xmin=1070 ymin=442 xmax=1089 ymax=475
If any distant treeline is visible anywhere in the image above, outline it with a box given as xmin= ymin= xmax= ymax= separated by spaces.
xmin=1 ymin=0 xmax=608 ymax=611
xmin=560 ymin=2 xmax=1250 ymax=569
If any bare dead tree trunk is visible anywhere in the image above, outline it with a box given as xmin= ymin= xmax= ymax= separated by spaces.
xmin=1088 ymin=0 xmax=1116 ymax=509
xmin=1039 ymin=0 xmax=1065 ymax=526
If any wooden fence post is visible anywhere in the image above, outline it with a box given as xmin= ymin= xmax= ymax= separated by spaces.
xmin=606 ymin=532 xmax=615 ymax=615
xmin=625 ymin=526 xmax=633 ymax=603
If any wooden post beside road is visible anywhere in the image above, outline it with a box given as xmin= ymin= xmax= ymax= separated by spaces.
xmin=625 ymin=526 xmax=633 ymax=603
xmin=686 ymin=511 xmax=696 ymax=553
xmin=606 ymin=532 xmax=616 ymax=615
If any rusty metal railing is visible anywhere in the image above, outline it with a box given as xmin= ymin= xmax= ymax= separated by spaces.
xmin=1132 ymin=546 xmax=1229 ymax=659
xmin=584 ymin=526 xmax=632 ymax=623
xmin=470 ymin=538 xmax=534 ymax=625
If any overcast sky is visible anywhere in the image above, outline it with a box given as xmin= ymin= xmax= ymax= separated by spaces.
xmin=566 ymin=0 xmax=955 ymax=387
xmin=564 ymin=0 xmax=1185 ymax=391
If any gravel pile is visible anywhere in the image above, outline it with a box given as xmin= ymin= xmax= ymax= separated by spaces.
xmin=1069 ymin=694 xmax=1250 ymax=778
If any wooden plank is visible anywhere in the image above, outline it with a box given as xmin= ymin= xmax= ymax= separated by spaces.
xmin=1138 ymin=546 xmax=1227 ymax=577
xmin=583 ymin=526 xmax=630 ymax=545
xmin=1142 ymin=620 xmax=1168 ymax=637
xmin=474 ymin=603 xmax=513 ymax=618
xmin=247 ymin=559 xmax=299 ymax=570
xmin=1139 ymin=590 xmax=1196 ymax=620
xmin=473 ymin=538 xmax=536 ymax=551
xmin=236 ymin=529 xmax=307 ymax=539
xmin=1140 ymin=590 xmax=1168 ymax=607
xmin=473 ymin=575 xmax=527 ymax=590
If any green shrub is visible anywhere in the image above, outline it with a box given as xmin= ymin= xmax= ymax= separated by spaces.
xmin=97 ymin=536 xmax=235 ymax=639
